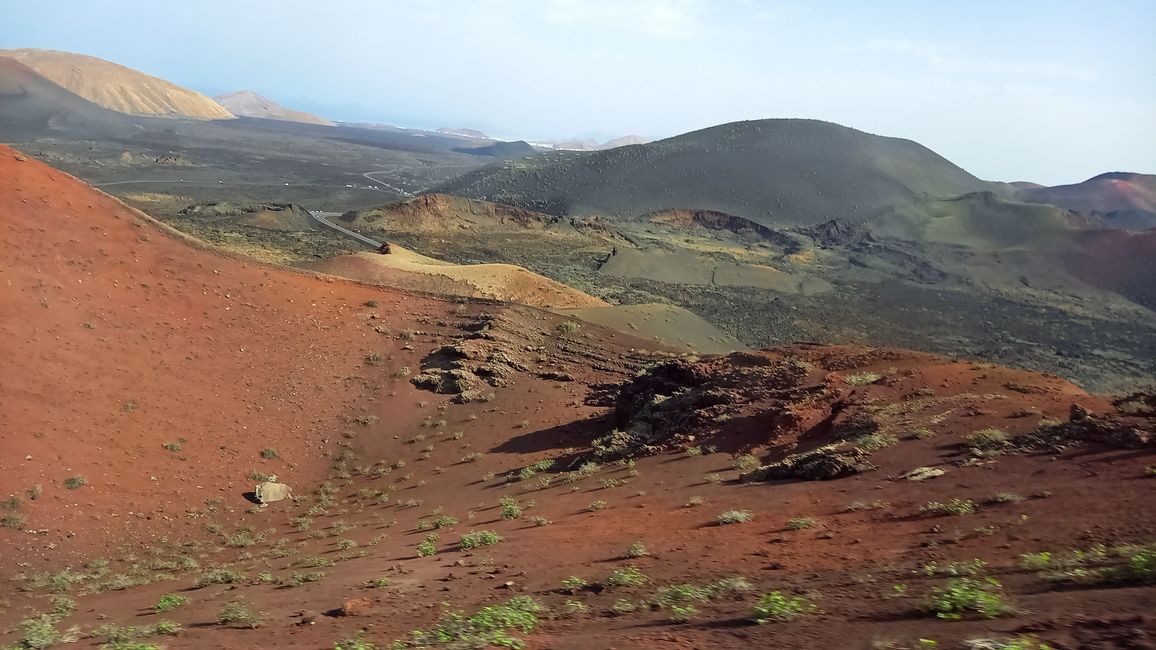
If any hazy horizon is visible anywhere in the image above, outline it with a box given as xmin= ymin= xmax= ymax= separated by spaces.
xmin=2 ymin=0 xmax=1153 ymax=185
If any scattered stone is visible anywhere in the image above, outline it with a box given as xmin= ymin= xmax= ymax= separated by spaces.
xmin=900 ymin=467 xmax=946 ymax=481
xmin=743 ymin=445 xmax=877 ymax=482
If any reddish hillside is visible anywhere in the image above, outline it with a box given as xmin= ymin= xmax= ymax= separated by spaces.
xmin=1 ymin=147 xmax=1154 ymax=650
xmin=1066 ymin=228 xmax=1156 ymax=309
xmin=1018 ymin=172 xmax=1156 ymax=229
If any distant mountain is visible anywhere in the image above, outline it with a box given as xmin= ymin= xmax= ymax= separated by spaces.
xmin=435 ymin=119 xmax=1001 ymax=227
xmin=214 ymin=90 xmax=332 ymax=126
xmin=0 ymin=57 xmax=141 ymax=137
xmin=602 ymin=135 xmax=648 ymax=148
xmin=438 ymin=127 xmax=489 ymax=139
xmin=453 ymin=140 xmax=536 ymax=158
xmin=542 ymin=135 xmax=650 ymax=151
xmin=0 ymin=48 xmax=233 ymax=120
xmin=1016 ymin=172 xmax=1156 ymax=230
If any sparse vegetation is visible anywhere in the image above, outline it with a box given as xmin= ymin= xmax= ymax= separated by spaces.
xmin=63 ymin=475 xmax=87 ymax=490
xmin=459 ymin=530 xmax=502 ymax=550
xmin=920 ymin=498 xmax=977 ymax=517
xmin=844 ymin=372 xmax=882 ymax=386
xmin=259 ymin=448 xmax=279 ymax=459
xmin=605 ymin=566 xmax=650 ymax=588
xmin=844 ymin=499 xmax=889 ymax=512
xmin=855 ymin=432 xmax=899 ymax=451
xmin=732 ymin=454 xmax=760 ymax=471
xmin=966 ymin=428 xmax=1010 ymax=455
xmin=626 ymin=541 xmax=648 ymax=558
xmin=154 ymin=593 xmax=189 ymax=613
xmin=15 ymin=613 xmax=81 ymax=649
xmin=717 ymin=509 xmax=754 ymax=525
xmin=396 ymin=596 xmax=542 ymax=649
xmin=499 ymin=496 xmax=522 ymax=520
xmin=926 ymin=576 xmax=1011 ymax=620
xmin=751 ymin=592 xmax=816 ymax=623
xmin=787 ymin=517 xmax=818 ymax=530
xmin=217 ymin=598 xmax=264 ymax=628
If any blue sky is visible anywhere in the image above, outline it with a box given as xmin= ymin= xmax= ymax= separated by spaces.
xmin=2 ymin=0 xmax=1153 ymax=184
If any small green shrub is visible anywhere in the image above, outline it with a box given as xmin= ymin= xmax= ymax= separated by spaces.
xmin=154 ymin=593 xmax=189 ymax=613
xmin=432 ymin=515 xmax=459 ymax=529
xmin=460 ymin=530 xmax=502 ymax=550
xmin=854 ymin=432 xmax=899 ymax=451
xmin=63 ymin=476 xmax=87 ymax=490
xmin=416 ymin=541 xmax=437 ymax=557
xmin=561 ymin=576 xmax=587 ymax=593
xmin=558 ymin=599 xmax=588 ymax=617
xmin=217 ymin=598 xmax=264 ymax=628
xmin=611 ymin=599 xmax=636 ymax=614
xmin=844 ymin=372 xmax=882 ymax=386
xmin=1018 ymin=552 xmax=1053 ymax=571
xmin=966 ymin=428 xmax=1009 ymax=452
xmin=259 ymin=448 xmax=279 ymax=459
xmin=195 ymin=568 xmax=246 ymax=587
xmin=499 ymin=496 xmax=522 ymax=520
xmin=751 ymin=592 xmax=815 ymax=623
xmin=399 ymin=596 xmax=541 ymax=649
xmin=717 ymin=509 xmax=754 ymax=525
xmin=17 ymin=614 xmax=80 ymax=649
xmin=586 ymin=500 xmax=608 ymax=512
xmin=605 ymin=566 xmax=650 ymax=588
xmin=786 ymin=517 xmax=818 ymax=530
xmin=732 ymin=454 xmax=760 ymax=471
xmin=1 ymin=512 xmax=26 ymax=529
xmin=626 ymin=541 xmax=648 ymax=558
xmin=920 ymin=498 xmax=977 ymax=517
xmin=988 ymin=491 xmax=1025 ymax=504
xmin=652 ymin=584 xmax=712 ymax=621
xmin=927 ymin=576 xmax=1011 ymax=620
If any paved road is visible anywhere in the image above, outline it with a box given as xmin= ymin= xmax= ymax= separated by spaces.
xmin=362 ymin=171 xmax=415 ymax=197
xmin=94 ymin=178 xmax=382 ymax=191
xmin=94 ymin=174 xmax=401 ymax=249
xmin=307 ymin=210 xmax=382 ymax=249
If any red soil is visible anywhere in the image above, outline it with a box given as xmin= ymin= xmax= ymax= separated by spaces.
xmin=1066 ymin=228 xmax=1156 ymax=308
xmin=1 ymin=147 xmax=1154 ymax=649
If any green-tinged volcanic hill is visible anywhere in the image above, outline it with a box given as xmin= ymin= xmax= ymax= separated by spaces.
xmin=433 ymin=118 xmax=1004 ymax=226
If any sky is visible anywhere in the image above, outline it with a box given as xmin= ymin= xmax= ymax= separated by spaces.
xmin=2 ymin=0 xmax=1153 ymax=184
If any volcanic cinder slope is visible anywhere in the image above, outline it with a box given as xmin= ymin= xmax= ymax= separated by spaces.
xmin=301 ymin=245 xmax=610 ymax=309
xmin=0 ymin=48 xmax=233 ymax=119
xmin=214 ymin=90 xmax=333 ymax=126
xmin=0 ymin=58 xmax=142 ymax=138
xmin=2 ymin=148 xmax=1155 ymax=650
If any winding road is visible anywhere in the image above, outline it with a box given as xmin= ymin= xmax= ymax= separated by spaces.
xmin=307 ymin=210 xmax=382 ymax=248
xmin=95 ymin=172 xmax=406 ymax=250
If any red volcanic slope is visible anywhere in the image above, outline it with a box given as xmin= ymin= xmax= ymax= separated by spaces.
xmin=0 ymin=145 xmax=455 ymax=561
xmin=1066 ymin=227 xmax=1156 ymax=309
xmin=1019 ymin=172 xmax=1156 ymax=216
xmin=1 ymin=146 xmax=1155 ymax=650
